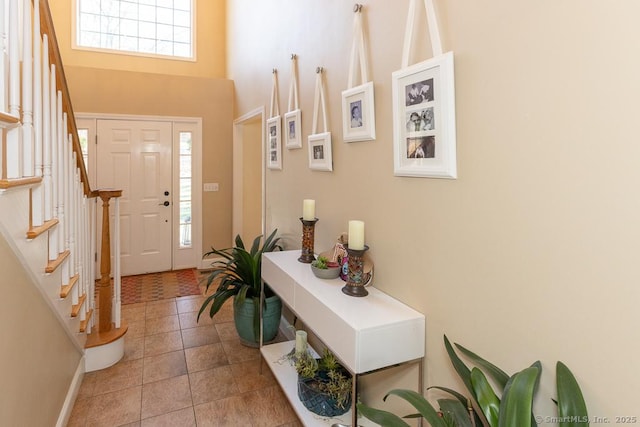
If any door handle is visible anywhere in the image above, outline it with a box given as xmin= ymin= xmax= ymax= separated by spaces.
xmin=159 ymin=201 xmax=170 ymax=206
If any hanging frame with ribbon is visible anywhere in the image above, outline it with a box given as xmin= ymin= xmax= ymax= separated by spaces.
xmin=284 ymin=54 xmax=302 ymax=149
xmin=341 ymin=4 xmax=376 ymax=143
xmin=267 ymin=69 xmax=282 ymax=170
xmin=391 ymin=0 xmax=457 ymax=179
xmin=308 ymin=67 xmax=332 ymax=172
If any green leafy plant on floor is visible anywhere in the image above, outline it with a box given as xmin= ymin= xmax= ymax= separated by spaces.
xmin=357 ymin=335 xmax=589 ymax=427
xmin=197 ymin=229 xmax=282 ymax=342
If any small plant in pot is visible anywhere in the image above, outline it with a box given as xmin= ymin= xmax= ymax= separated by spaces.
xmin=310 ymin=255 xmax=341 ymax=279
xmin=197 ymin=229 xmax=283 ymax=347
xmin=295 ymin=347 xmax=353 ymax=417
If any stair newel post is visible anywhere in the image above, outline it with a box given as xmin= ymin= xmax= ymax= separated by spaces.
xmin=98 ymin=189 xmax=122 ymax=333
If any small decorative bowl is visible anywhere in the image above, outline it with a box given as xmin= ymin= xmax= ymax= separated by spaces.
xmin=310 ymin=263 xmax=341 ymax=279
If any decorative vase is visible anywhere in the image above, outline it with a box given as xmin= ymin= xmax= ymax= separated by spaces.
xmin=233 ymin=295 xmax=282 ymax=347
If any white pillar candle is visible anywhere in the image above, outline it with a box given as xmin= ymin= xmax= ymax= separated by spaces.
xmin=302 ymin=199 xmax=315 ymax=220
xmin=348 ymin=220 xmax=365 ymax=250
xmin=295 ymin=330 xmax=308 ymax=353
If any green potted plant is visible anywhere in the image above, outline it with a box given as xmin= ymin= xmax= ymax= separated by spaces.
xmin=357 ymin=335 xmax=589 ymax=427
xmin=197 ymin=229 xmax=283 ymax=347
xmin=294 ymin=347 xmax=353 ymax=417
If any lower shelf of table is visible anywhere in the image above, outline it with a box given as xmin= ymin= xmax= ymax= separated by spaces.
xmin=260 ymin=340 xmax=378 ymax=427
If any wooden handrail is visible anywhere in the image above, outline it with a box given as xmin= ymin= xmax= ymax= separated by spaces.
xmin=38 ymin=0 xmax=92 ymax=197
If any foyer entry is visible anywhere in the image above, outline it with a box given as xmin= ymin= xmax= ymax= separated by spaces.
xmin=77 ymin=115 xmax=203 ymax=277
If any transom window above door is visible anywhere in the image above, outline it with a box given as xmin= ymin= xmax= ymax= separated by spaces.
xmin=75 ymin=0 xmax=194 ymax=60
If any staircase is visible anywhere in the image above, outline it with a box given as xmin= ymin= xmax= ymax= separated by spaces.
xmin=1 ymin=0 xmax=126 ymax=378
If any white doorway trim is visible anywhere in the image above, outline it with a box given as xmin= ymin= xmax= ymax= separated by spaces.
xmin=76 ymin=112 xmax=203 ymax=272
xmin=232 ymin=107 xmax=266 ymax=241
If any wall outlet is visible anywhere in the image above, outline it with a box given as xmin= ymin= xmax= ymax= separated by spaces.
xmin=204 ymin=183 xmax=219 ymax=192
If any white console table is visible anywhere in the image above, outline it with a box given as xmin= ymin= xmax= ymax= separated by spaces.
xmin=261 ymin=250 xmax=425 ymax=426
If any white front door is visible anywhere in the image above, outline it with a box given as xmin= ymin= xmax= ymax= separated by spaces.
xmin=97 ymin=119 xmax=173 ymax=275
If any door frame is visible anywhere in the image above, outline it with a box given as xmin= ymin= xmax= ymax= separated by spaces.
xmin=232 ymin=107 xmax=266 ymax=240
xmin=76 ymin=112 xmax=203 ymax=272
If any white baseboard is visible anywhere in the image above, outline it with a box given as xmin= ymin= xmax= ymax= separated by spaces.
xmin=56 ymin=356 xmax=85 ymax=427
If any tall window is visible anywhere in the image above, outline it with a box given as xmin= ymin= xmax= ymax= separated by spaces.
xmin=76 ymin=0 xmax=193 ymax=59
xmin=78 ymin=128 xmax=89 ymax=170
xmin=179 ymin=131 xmax=192 ymax=248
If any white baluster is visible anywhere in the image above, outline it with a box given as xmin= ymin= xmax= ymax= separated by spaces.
xmin=0 ymin=0 xmax=7 ymax=112
xmin=31 ymin=0 xmax=43 ymax=226
xmin=6 ymin=0 xmax=21 ymax=179
xmin=22 ymin=0 xmax=34 ymax=176
xmin=42 ymin=34 xmax=51 ymax=222
xmin=89 ymin=197 xmax=96 ymax=331
xmin=48 ymin=64 xmax=58 ymax=260
xmin=57 ymin=92 xmax=64 ymax=255
xmin=68 ymin=146 xmax=76 ymax=279
xmin=114 ymin=196 xmax=121 ymax=328
xmin=74 ymin=167 xmax=82 ymax=301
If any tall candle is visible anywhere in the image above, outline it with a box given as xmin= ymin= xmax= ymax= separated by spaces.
xmin=348 ymin=220 xmax=365 ymax=250
xmin=295 ymin=330 xmax=308 ymax=353
xmin=302 ymin=199 xmax=315 ymax=220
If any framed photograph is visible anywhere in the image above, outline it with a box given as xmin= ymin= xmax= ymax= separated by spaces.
xmin=341 ymin=81 xmax=376 ymax=142
xmin=284 ymin=109 xmax=302 ymax=149
xmin=307 ymin=132 xmax=332 ymax=171
xmin=266 ymin=116 xmax=282 ymax=170
xmin=392 ymin=51 xmax=456 ymax=178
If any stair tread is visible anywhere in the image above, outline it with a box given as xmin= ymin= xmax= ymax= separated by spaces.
xmin=0 ymin=111 xmax=20 ymax=128
xmin=60 ymin=274 xmax=79 ymax=298
xmin=79 ymin=309 xmax=93 ymax=333
xmin=85 ymin=321 xmax=128 ymax=348
xmin=27 ymin=218 xmax=59 ymax=239
xmin=0 ymin=177 xmax=43 ymax=190
xmin=71 ymin=294 xmax=86 ymax=317
xmin=45 ymin=250 xmax=70 ymax=273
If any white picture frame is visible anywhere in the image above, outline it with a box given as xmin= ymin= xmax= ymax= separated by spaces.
xmin=341 ymin=81 xmax=376 ymax=143
xmin=392 ymin=51 xmax=457 ymax=178
xmin=307 ymin=132 xmax=332 ymax=171
xmin=284 ymin=109 xmax=302 ymax=149
xmin=266 ymin=116 xmax=282 ymax=170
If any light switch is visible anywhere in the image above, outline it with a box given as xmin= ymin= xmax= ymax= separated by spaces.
xmin=204 ymin=183 xmax=219 ymax=192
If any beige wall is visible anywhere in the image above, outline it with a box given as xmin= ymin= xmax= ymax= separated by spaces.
xmin=241 ymin=118 xmax=263 ymax=243
xmin=228 ymin=0 xmax=640 ymax=419
xmin=64 ymin=66 xmax=234 ymax=253
xmin=0 ymin=235 xmax=82 ymax=425
xmin=49 ymin=0 xmax=226 ymax=79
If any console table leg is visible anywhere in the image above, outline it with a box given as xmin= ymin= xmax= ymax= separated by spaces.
xmin=352 ymin=373 xmax=359 ymax=427
xmin=418 ymin=358 xmax=424 ymax=427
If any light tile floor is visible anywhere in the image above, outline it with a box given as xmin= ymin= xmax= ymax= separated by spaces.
xmin=68 ymin=295 xmax=303 ymax=427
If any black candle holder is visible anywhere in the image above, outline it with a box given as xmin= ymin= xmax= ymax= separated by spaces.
xmin=342 ymin=244 xmax=369 ymax=297
xmin=298 ymin=217 xmax=318 ymax=263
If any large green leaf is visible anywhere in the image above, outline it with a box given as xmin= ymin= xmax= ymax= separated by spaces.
xmin=455 ymin=343 xmax=510 ymax=390
xmin=356 ymin=403 xmax=411 ymax=427
xmin=556 ymin=361 xmax=589 ymax=427
xmin=438 ymin=398 xmax=474 ymax=427
xmin=383 ymin=389 xmax=447 ymax=427
xmin=429 ymin=386 xmax=487 ymax=427
xmin=498 ymin=366 xmax=539 ymax=427
xmin=470 ymin=368 xmax=500 ymax=427
xmin=444 ymin=335 xmax=473 ymax=395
